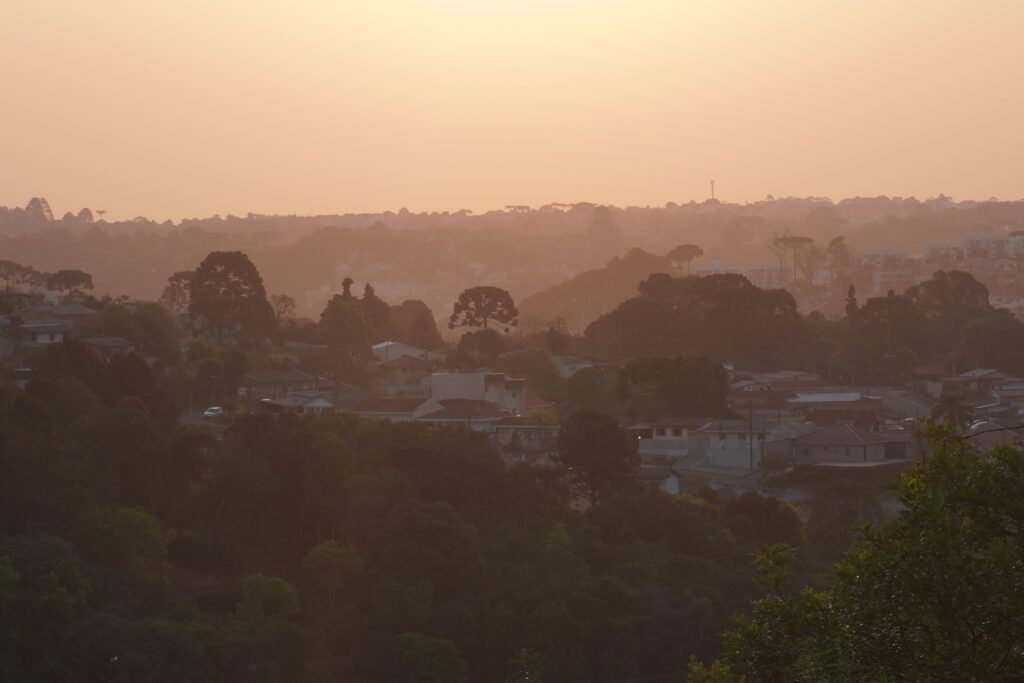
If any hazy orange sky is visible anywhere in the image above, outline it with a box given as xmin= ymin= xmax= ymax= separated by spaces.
xmin=3 ymin=1 xmax=1022 ymax=221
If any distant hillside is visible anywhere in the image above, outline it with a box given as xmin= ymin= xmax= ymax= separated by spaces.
xmin=519 ymin=248 xmax=672 ymax=332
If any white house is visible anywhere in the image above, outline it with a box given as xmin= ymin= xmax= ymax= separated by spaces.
xmin=551 ymin=356 xmax=594 ymax=379
xmin=695 ymin=418 xmax=777 ymax=469
xmin=426 ymin=370 xmax=527 ymax=415
xmin=372 ymin=340 xmax=428 ymax=363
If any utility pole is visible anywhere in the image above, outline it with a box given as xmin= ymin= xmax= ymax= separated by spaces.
xmin=710 ymin=180 xmax=716 ymax=201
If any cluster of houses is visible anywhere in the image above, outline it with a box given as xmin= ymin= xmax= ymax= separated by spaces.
xmin=0 ymin=302 xmax=137 ymax=364
xmin=5 ymin=298 xmax=1019 ymax=505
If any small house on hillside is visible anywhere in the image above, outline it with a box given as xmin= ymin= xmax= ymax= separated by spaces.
xmin=372 ymin=340 xmax=428 ymax=363
xmin=12 ymin=320 xmax=74 ymax=347
xmin=243 ymin=370 xmax=331 ymax=401
xmin=789 ymin=422 xmax=914 ymax=465
xmin=347 ymin=397 xmax=425 ymax=422
xmin=18 ymin=304 xmax=98 ymax=329
xmin=82 ymin=336 xmax=136 ymax=361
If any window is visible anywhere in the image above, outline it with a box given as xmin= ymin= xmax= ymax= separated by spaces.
xmin=672 ymin=428 xmax=682 ymax=437
xmin=757 ymin=433 xmax=765 ymax=441
xmin=718 ymin=433 xmax=726 ymax=442
xmin=656 ymin=428 xmax=665 ymax=437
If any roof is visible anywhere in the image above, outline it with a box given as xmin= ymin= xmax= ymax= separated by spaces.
xmin=649 ymin=417 xmax=711 ymax=429
xmin=82 ymin=336 xmax=134 ymax=348
xmin=805 ymin=409 xmax=879 ymax=430
xmin=791 ymin=422 xmax=907 ymax=446
xmin=244 ymin=369 xmax=321 ymax=384
xmin=698 ymin=418 xmax=776 ymax=434
xmin=754 ymin=370 xmax=820 ymax=381
xmin=380 ymin=354 xmax=433 ymax=371
xmin=19 ymin=304 xmax=98 ymax=317
xmin=958 ymin=368 xmax=1013 ymax=381
xmin=417 ymin=398 xmax=510 ymax=421
xmin=16 ymin=320 xmax=74 ymax=334
xmin=349 ymin=397 xmax=425 ymax=414
xmin=267 ymin=390 xmax=350 ymax=408
xmin=372 ymin=340 xmax=425 ymax=353
xmin=789 ymin=392 xmax=865 ymax=404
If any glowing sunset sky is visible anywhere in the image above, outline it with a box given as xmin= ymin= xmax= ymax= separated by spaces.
xmin=2 ymin=1 xmax=1022 ymax=220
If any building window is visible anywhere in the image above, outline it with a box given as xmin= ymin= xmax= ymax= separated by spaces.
xmin=672 ymin=428 xmax=682 ymax=437
xmin=655 ymin=428 xmax=665 ymax=437
xmin=718 ymin=433 xmax=726 ymax=442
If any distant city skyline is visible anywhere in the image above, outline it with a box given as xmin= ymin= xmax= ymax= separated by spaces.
xmin=3 ymin=1 xmax=1023 ymax=222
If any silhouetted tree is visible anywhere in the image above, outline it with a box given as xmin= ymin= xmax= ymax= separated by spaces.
xmin=667 ymin=244 xmax=704 ymax=274
xmin=189 ymin=251 xmax=275 ymax=338
xmin=319 ymin=294 xmax=373 ymax=382
xmin=556 ymin=410 xmax=638 ymax=505
xmin=844 ymin=284 xmax=859 ymax=318
xmin=269 ymin=294 xmax=296 ymax=324
xmin=448 ymin=286 xmax=518 ymax=331
xmin=159 ymin=270 xmax=194 ymax=313
xmin=46 ymin=269 xmax=94 ymax=296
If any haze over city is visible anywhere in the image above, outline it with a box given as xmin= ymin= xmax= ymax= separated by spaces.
xmin=3 ymin=3 xmax=1024 ymax=682
xmin=4 ymin=1 xmax=1024 ymax=220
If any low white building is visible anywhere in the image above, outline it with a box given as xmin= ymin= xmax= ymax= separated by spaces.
xmin=551 ymin=356 xmax=594 ymax=379
xmin=426 ymin=370 xmax=527 ymax=415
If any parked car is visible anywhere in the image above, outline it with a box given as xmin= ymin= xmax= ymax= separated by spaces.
xmin=202 ymin=406 xmax=224 ymax=419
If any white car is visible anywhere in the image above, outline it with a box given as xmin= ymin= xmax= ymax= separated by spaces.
xmin=202 ymin=406 xmax=224 ymax=419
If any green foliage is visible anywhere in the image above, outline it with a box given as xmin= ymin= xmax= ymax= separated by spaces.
xmin=189 ymin=250 xmax=275 ymax=338
xmin=585 ymin=273 xmax=802 ymax=366
xmin=698 ymin=426 xmax=1024 ymax=681
xmin=617 ymin=356 xmax=728 ymax=418
xmin=496 ymin=348 xmax=564 ymax=399
xmin=448 ymin=285 xmax=518 ymax=331
xmin=319 ymin=294 xmax=373 ymax=382
xmin=236 ymin=574 xmax=300 ymax=620
xmin=447 ymin=327 xmax=506 ymax=369
xmin=80 ymin=507 xmax=167 ymax=570
xmin=556 ymin=410 xmax=639 ymax=505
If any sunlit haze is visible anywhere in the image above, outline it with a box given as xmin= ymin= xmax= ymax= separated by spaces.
xmin=3 ymin=0 xmax=1023 ymax=220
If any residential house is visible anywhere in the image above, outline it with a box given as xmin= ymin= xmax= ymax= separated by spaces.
xmin=372 ymin=340 xmax=428 ymax=363
xmin=636 ymin=417 xmax=708 ymax=458
xmin=494 ymin=417 xmax=560 ymax=458
xmin=347 ymin=397 xmax=425 ymax=422
xmin=18 ymin=303 xmax=98 ymax=330
xmin=426 ymin=370 xmax=528 ymax=415
xmin=750 ymin=370 xmax=820 ymax=388
xmin=12 ymin=320 xmax=74 ymax=347
xmin=243 ymin=370 xmax=331 ymax=401
xmin=789 ymin=422 xmax=914 ymax=465
xmin=787 ymin=391 xmax=883 ymax=415
xmin=695 ymin=418 xmax=778 ymax=469
xmin=375 ymin=354 xmax=434 ymax=398
xmin=82 ymin=336 xmax=136 ymax=361
xmin=636 ymin=464 xmax=681 ymax=496
xmin=551 ymin=356 xmax=594 ymax=379
xmin=413 ymin=398 xmax=511 ymax=433
xmin=262 ymin=385 xmax=364 ymax=415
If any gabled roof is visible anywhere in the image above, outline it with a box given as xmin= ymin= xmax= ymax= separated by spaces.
xmin=698 ymin=418 xmax=776 ymax=434
xmin=790 ymin=392 xmax=866 ymax=404
xmin=380 ymin=354 xmax=433 ymax=371
xmin=16 ymin=320 xmax=74 ymax=334
xmin=791 ymin=422 xmax=908 ymax=446
xmin=649 ymin=417 xmax=711 ymax=429
xmin=82 ymin=336 xmax=135 ymax=348
xmin=19 ymin=304 xmax=98 ymax=317
xmin=959 ymin=368 xmax=1012 ymax=380
xmin=417 ymin=398 xmax=510 ymax=421
xmin=244 ymin=369 xmax=321 ymax=384
xmin=349 ymin=397 xmax=425 ymax=414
